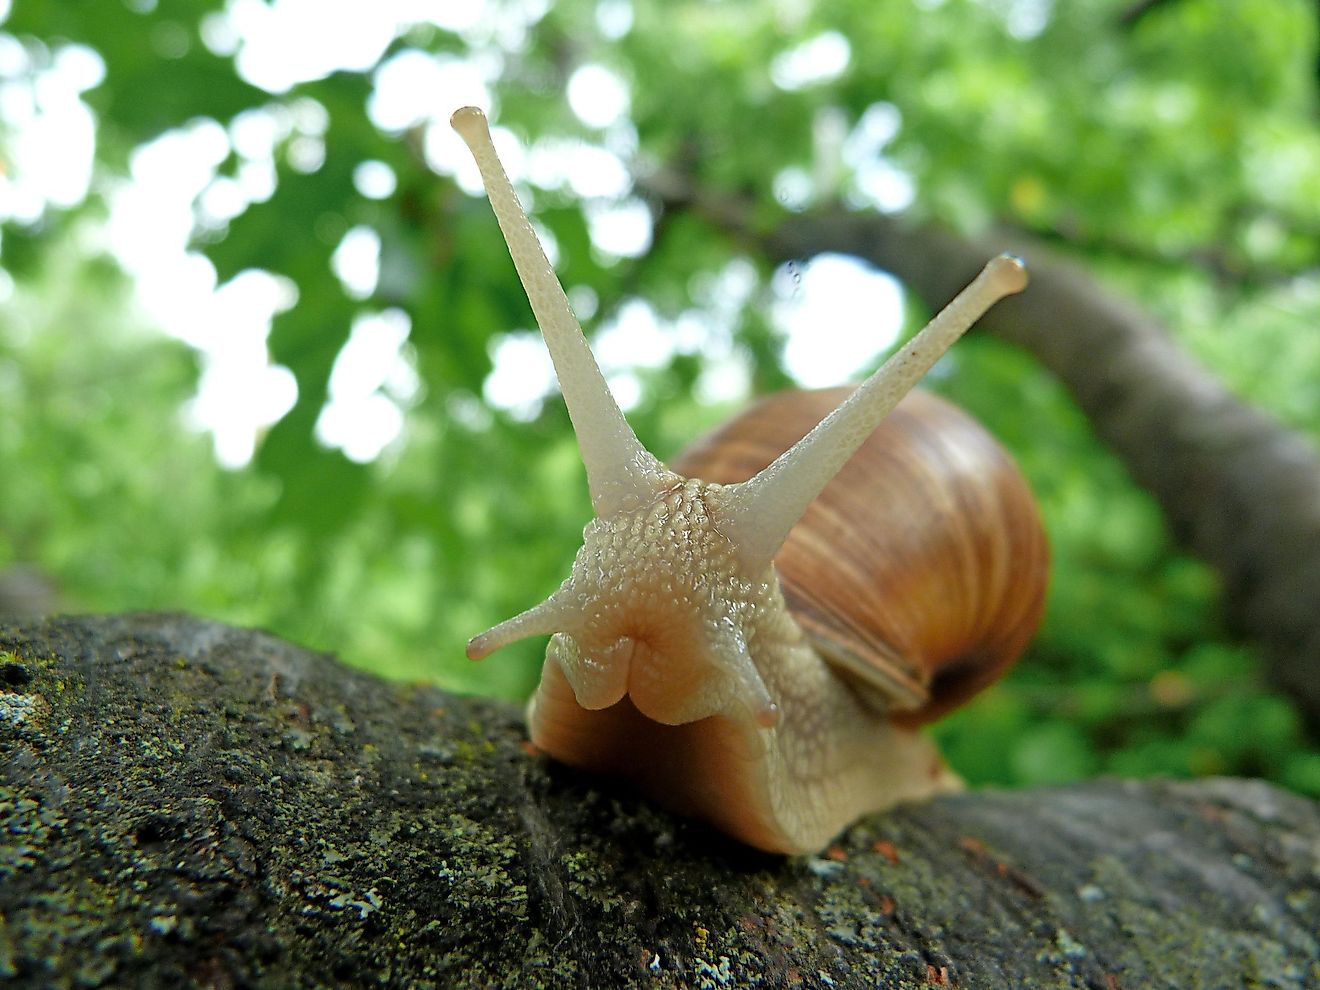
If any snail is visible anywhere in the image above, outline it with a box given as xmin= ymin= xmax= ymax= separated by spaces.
xmin=452 ymin=107 xmax=1048 ymax=854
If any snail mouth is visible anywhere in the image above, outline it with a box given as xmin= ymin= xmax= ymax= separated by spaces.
xmin=553 ymin=628 xmax=775 ymax=728
xmin=549 ymin=631 xmax=681 ymax=719
xmin=602 ymin=634 xmax=688 ymax=725
xmin=625 ymin=637 xmax=740 ymax=726
xmin=578 ymin=632 xmax=717 ymax=725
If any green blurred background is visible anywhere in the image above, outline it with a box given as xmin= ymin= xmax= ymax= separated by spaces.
xmin=1 ymin=0 xmax=1318 ymax=796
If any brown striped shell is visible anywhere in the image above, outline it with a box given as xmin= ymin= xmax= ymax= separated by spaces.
xmin=671 ymin=386 xmax=1049 ymax=726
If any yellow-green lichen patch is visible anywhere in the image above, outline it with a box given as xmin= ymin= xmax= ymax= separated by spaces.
xmin=682 ymin=919 xmax=774 ymax=990
xmin=433 ymin=813 xmax=528 ymax=922
xmin=0 ymin=691 xmax=53 ymax=737
xmin=4 ymin=868 xmax=161 ymax=989
xmin=294 ymin=870 xmax=386 ymax=922
xmin=0 ymin=791 xmax=68 ymax=878
xmin=1 ymin=649 xmax=70 ymax=680
xmin=562 ymin=848 xmax=633 ymax=915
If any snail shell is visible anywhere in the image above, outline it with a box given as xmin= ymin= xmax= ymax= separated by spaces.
xmin=673 ymin=387 xmax=1049 ymax=725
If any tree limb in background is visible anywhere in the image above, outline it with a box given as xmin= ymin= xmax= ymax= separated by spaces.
xmin=1118 ymin=0 xmax=1185 ymax=29
xmin=646 ymin=170 xmax=1320 ymax=725
xmin=2 ymin=614 xmax=1318 ymax=988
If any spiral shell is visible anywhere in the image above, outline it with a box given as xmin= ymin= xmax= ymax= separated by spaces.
xmin=672 ymin=387 xmax=1049 ymax=725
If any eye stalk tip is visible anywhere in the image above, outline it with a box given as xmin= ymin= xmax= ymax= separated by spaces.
xmin=450 ymin=105 xmax=489 ymax=143
xmin=988 ymin=253 xmax=1028 ymax=295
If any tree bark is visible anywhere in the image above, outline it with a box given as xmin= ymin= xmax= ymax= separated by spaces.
xmin=653 ymin=182 xmax=1320 ymax=723
xmin=3 ymin=613 xmax=1317 ymax=989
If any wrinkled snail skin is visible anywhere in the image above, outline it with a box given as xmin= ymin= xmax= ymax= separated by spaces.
xmin=451 ymin=106 xmax=1047 ymax=854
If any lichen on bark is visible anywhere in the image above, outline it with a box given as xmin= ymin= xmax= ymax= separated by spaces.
xmin=2 ymin=613 xmax=1318 ymax=989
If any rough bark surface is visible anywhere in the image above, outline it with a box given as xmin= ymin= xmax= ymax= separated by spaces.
xmin=2 ymin=613 xmax=1318 ymax=990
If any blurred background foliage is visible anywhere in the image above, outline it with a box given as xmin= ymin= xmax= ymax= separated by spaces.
xmin=2 ymin=0 xmax=1318 ymax=797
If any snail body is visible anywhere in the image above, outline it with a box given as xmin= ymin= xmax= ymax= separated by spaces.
xmin=452 ymin=107 xmax=1048 ymax=854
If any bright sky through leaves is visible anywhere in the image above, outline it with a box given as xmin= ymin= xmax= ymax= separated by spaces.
xmin=0 ymin=0 xmax=903 ymax=467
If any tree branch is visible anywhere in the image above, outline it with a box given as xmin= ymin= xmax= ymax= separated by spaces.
xmin=3 ymin=613 xmax=1318 ymax=988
